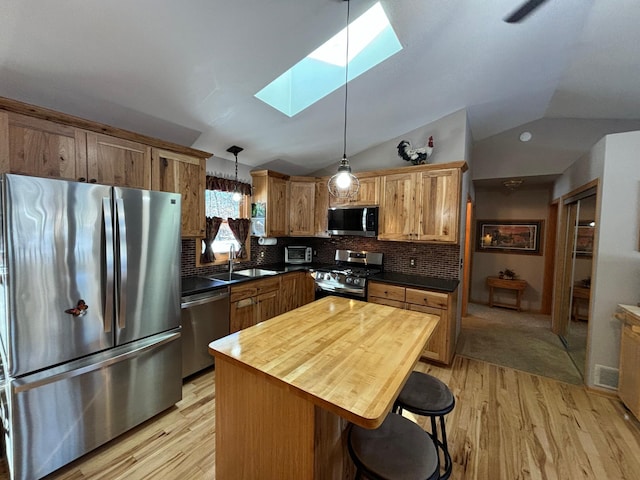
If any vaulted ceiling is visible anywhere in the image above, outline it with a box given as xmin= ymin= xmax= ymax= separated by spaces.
xmin=2 ymin=0 xmax=639 ymax=178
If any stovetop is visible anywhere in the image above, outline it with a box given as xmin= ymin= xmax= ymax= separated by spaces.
xmin=314 ymin=250 xmax=383 ymax=292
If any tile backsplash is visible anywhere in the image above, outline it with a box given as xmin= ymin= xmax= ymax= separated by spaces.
xmin=182 ymin=236 xmax=461 ymax=280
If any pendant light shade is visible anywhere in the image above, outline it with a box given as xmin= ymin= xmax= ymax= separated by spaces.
xmin=328 ymin=155 xmax=360 ymax=198
xmin=227 ymin=145 xmax=243 ymax=202
xmin=328 ymin=0 xmax=359 ymax=199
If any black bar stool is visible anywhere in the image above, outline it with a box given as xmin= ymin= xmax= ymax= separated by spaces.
xmin=348 ymin=412 xmax=439 ymax=480
xmin=394 ymin=372 xmax=455 ymax=480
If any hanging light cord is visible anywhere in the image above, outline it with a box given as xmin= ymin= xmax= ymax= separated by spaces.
xmin=343 ymin=0 xmax=350 ymax=160
xmin=234 ymin=152 xmax=238 ymax=184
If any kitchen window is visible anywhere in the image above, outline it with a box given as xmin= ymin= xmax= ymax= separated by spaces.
xmin=205 ymin=190 xmax=243 ymax=254
xmin=198 ymin=176 xmax=251 ymax=266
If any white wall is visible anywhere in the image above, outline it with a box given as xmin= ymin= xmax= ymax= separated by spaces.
xmin=553 ymin=131 xmax=640 ymax=388
xmin=314 ymin=108 xmax=469 ymax=175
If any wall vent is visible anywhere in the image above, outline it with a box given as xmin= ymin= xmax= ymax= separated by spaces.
xmin=594 ymin=364 xmax=619 ymax=390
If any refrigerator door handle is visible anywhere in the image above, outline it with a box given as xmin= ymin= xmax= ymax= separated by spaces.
xmin=102 ymin=197 xmax=114 ymax=333
xmin=115 ymin=198 xmax=128 ymax=330
xmin=12 ymin=332 xmax=181 ymax=394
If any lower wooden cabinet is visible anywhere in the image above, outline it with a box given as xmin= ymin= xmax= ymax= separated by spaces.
xmin=279 ymin=271 xmax=315 ymax=315
xmin=230 ymin=272 xmax=316 ymax=333
xmin=368 ymin=281 xmax=458 ymax=364
xmin=230 ymin=276 xmax=280 ymax=333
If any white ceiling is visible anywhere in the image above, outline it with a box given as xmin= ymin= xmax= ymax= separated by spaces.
xmin=1 ymin=0 xmax=639 ymax=180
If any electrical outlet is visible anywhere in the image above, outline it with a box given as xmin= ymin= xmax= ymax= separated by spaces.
xmin=410 ymin=257 xmax=416 ymax=267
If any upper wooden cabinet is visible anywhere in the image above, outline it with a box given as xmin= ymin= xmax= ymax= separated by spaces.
xmin=151 ymin=149 xmax=206 ymax=238
xmin=378 ymin=171 xmax=415 ymax=241
xmin=251 ymin=170 xmax=289 ymax=237
xmin=379 ymin=163 xmax=464 ymax=244
xmin=0 ymin=97 xmax=212 ymax=236
xmin=0 ymin=112 xmax=153 ymax=188
xmin=0 ymin=112 xmax=88 ymax=181
xmin=86 ymin=132 xmax=151 ymax=189
xmin=418 ymin=168 xmax=461 ymax=242
xmin=314 ymin=178 xmax=330 ymax=237
xmin=289 ymin=177 xmax=316 ymax=237
xmin=329 ymin=175 xmax=379 ymax=207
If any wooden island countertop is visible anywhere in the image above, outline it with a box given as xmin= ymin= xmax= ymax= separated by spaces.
xmin=208 ymin=296 xmax=440 ymax=480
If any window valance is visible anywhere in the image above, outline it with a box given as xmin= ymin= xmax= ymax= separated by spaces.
xmin=205 ymin=175 xmax=252 ymax=196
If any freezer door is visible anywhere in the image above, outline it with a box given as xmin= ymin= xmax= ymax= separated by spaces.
xmin=113 ymin=187 xmax=181 ymax=345
xmin=4 ymin=330 xmax=181 ymax=480
xmin=1 ymin=175 xmax=114 ymax=377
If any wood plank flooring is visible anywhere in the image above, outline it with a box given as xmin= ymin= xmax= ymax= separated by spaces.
xmin=2 ymin=355 xmax=639 ymax=479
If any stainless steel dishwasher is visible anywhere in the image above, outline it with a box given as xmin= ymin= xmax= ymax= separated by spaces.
xmin=181 ymin=286 xmax=230 ymax=378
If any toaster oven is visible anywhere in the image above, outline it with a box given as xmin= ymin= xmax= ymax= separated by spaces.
xmin=285 ymin=246 xmax=312 ymax=264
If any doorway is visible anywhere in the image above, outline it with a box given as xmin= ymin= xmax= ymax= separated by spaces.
xmin=554 ymin=184 xmax=598 ymax=378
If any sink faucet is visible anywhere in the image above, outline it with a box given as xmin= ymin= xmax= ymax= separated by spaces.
xmin=229 ymin=244 xmax=236 ymax=274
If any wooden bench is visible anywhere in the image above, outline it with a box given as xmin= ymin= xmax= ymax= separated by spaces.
xmin=486 ymin=276 xmax=527 ymax=311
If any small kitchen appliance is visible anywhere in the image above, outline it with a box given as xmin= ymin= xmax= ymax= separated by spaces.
xmin=313 ymin=249 xmax=383 ymax=299
xmin=285 ymin=245 xmax=313 ymax=264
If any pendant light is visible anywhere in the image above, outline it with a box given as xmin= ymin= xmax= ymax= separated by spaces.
xmin=328 ymin=0 xmax=360 ymax=199
xmin=227 ymin=145 xmax=243 ymax=202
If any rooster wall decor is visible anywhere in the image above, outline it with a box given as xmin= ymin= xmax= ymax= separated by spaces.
xmin=397 ymin=136 xmax=434 ymax=165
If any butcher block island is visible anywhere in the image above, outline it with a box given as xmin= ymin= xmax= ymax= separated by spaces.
xmin=208 ymin=296 xmax=439 ymax=480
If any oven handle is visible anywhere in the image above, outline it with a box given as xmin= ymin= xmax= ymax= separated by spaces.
xmin=315 ymin=284 xmax=365 ymax=296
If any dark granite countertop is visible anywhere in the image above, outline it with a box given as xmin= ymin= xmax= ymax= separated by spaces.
xmin=181 ymin=276 xmax=228 ymax=297
xmin=369 ymin=272 xmax=459 ymax=293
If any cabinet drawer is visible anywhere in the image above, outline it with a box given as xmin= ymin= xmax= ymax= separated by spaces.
xmin=230 ymin=276 xmax=280 ymax=302
xmin=405 ymin=288 xmax=448 ymax=309
xmin=368 ymin=282 xmax=405 ymax=302
xmin=256 ymin=276 xmax=280 ymax=294
xmin=230 ymin=284 xmax=258 ymax=302
xmin=368 ymin=296 xmax=406 ymax=309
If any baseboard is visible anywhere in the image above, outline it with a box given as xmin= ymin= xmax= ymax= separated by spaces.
xmin=585 ymin=384 xmax=619 ymax=398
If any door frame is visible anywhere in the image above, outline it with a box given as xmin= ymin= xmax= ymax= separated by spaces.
xmin=462 ymin=195 xmax=473 ymax=316
xmin=551 ymin=179 xmax=599 ymax=334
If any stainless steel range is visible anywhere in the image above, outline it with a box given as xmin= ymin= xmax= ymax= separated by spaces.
xmin=314 ymin=250 xmax=383 ymax=299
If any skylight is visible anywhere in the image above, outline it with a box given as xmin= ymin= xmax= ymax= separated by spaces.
xmin=255 ymin=2 xmax=402 ymax=117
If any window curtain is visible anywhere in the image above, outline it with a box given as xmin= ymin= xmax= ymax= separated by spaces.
xmin=206 ymin=175 xmax=252 ymax=196
xmin=201 ymin=216 xmax=223 ymax=263
xmin=227 ymin=218 xmax=251 ymax=259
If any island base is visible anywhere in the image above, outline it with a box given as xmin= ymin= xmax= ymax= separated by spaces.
xmin=215 ymin=357 xmax=356 ymax=480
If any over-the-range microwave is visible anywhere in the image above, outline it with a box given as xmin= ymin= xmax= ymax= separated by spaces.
xmin=327 ymin=206 xmax=378 ymax=237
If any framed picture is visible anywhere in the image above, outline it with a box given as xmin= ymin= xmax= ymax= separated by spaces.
xmin=476 ymin=220 xmax=543 ymax=255
xmin=575 ymin=223 xmax=594 ymax=257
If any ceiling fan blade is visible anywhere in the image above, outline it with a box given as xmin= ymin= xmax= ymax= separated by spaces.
xmin=504 ymin=0 xmax=550 ymax=23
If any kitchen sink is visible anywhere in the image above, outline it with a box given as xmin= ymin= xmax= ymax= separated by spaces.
xmin=207 ymin=272 xmax=248 ymax=282
xmin=234 ymin=268 xmax=279 ymax=277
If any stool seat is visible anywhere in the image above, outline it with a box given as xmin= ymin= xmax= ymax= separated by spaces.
xmin=395 ymin=372 xmax=455 ymax=480
xmin=348 ymin=412 xmax=439 ymax=480
xmin=396 ymin=371 xmax=455 ymax=416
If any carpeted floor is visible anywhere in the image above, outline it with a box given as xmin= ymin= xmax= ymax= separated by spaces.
xmin=456 ymin=303 xmax=583 ymax=385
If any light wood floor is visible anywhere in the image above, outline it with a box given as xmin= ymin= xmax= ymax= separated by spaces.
xmin=3 ymin=355 xmax=640 ymax=479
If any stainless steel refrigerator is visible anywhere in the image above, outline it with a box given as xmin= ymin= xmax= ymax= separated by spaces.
xmin=0 ymin=174 xmax=183 ymax=480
